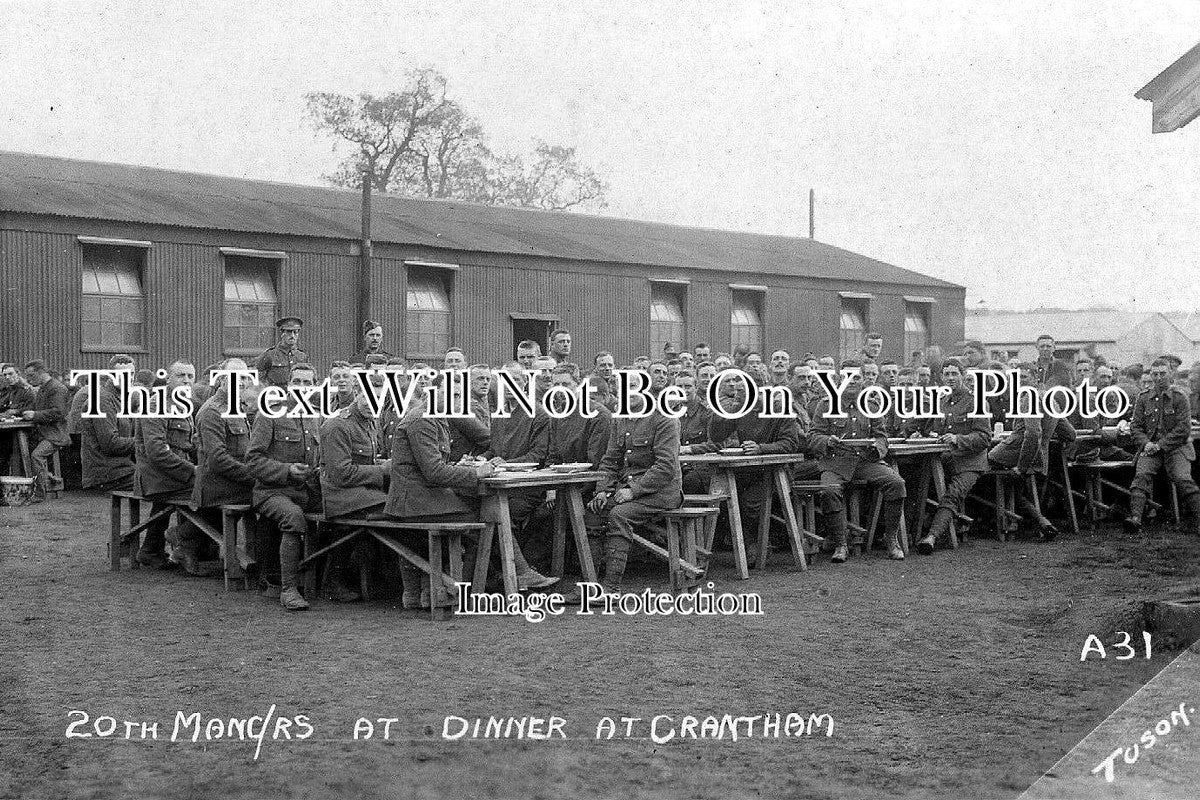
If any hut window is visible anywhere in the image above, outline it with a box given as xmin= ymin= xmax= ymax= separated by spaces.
xmin=223 ymin=257 xmax=279 ymax=354
xmin=81 ymin=245 xmax=145 ymax=351
xmin=406 ymin=268 xmax=452 ymax=358
xmin=650 ymin=283 xmax=686 ymax=358
xmin=903 ymin=303 xmax=931 ymax=363
xmin=730 ymin=290 xmax=763 ymax=354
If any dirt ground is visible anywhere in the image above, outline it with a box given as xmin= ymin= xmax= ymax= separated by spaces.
xmin=2 ymin=490 xmax=1199 ymax=800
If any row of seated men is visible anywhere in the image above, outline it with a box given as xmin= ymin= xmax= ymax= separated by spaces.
xmin=25 ymin=348 xmax=1200 ymax=613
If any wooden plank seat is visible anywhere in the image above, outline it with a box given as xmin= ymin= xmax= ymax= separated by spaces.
xmin=636 ymin=507 xmax=717 ymax=595
xmin=217 ymin=503 xmax=259 ymax=591
xmin=681 ymin=493 xmax=729 ymax=561
xmin=110 ymin=490 xmax=255 ymax=590
xmin=845 ymin=480 xmax=911 ymax=557
xmin=300 ymin=513 xmax=484 ymax=620
xmin=1077 ymin=460 xmax=1173 ymax=527
xmin=789 ymin=480 xmax=829 ymax=556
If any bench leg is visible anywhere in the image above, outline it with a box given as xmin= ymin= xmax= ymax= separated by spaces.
xmin=303 ymin=523 xmax=318 ymax=600
xmin=221 ymin=510 xmax=236 ymax=593
xmin=429 ymin=532 xmax=448 ymax=621
xmin=129 ymin=501 xmax=142 ymax=568
xmin=110 ymin=495 xmax=122 ymax=571
xmin=666 ymin=519 xmax=682 ymax=595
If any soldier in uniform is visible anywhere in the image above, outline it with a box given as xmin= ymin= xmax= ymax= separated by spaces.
xmin=350 ymin=319 xmax=393 ymax=365
xmin=21 ymin=360 xmax=70 ymax=502
xmin=809 ymin=363 xmax=907 ymax=562
xmin=549 ymin=329 xmax=572 ymax=364
xmin=319 ymin=375 xmax=404 ymax=603
xmin=191 ymin=357 xmax=256 ymax=579
xmin=79 ymin=358 xmax=137 ymax=491
xmin=246 ymin=363 xmax=324 ymax=611
xmin=133 ymin=360 xmax=204 ymax=571
xmin=585 ymin=352 xmax=618 ymax=412
xmin=561 ymin=387 xmax=682 ymax=603
xmin=1125 ymin=357 xmax=1200 ymax=532
xmin=448 ymin=364 xmax=492 ymax=462
xmin=254 ymin=316 xmax=308 ymax=389
xmin=913 ymin=359 xmax=992 ymax=553
xmin=687 ymin=369 xmax=799 ymax=553
xmin=988 ymin=362 xmax=1076 ymax=540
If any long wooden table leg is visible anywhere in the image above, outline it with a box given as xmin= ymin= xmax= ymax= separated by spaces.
xmin=913 ymin=453 xmax=932 ymax=539
xmin=1061 ymin=451 xmax=1080 ymax=534
xmin=129 ymin=501 xmax=142 ymax=569
xmin=475 ymin=497 xmax=498 ymax=594
xmin=930 ymin=457 xmax=954 ymax=549
xmin=774 ymin=467 xmax=807 ymax=570
xmin=565 ymin=486 xmax=597 ymax=583
xmin=110 ymin=495 xmax=122 ymax=571
xmin=755 ymin=471 xmax=773 ymax=570
xmin=16 ymin=431 xmax=32 ymax=478
xmin=714 ymin=469 xmax=748 ymax=580
xmin=495 ymin=492 xmax=519 ymax=596
xmin=551 ymin=496 xmax=567 ymax=579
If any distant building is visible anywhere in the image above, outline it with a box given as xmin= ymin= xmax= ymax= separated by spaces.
xmin=966 ymin=309 xmax=1200 ymax=367
xmin=0 ymin=151 xmax=964 ymax=373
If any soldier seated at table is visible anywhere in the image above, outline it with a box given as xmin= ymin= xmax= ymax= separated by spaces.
xmin=909 ymin=359 xmax=992 ymax=554
xmin=78 ymin=357 xmax=137 ymax=492
xmin=808 ymin=363 xmax=907 ymax=563
xmin=488 ymin=361 xmax=550 ymax=530
xmin=987 ymin=362 xmax=1076 ymax=540
xmin=0 ymin=361 xmax=37 ymax=475
xmin=684 ymin=369 xmax=799 ymax=554
xmin=523 ymin=363 xmax=612 ymax=572
xmin=20 ymin=360 xmax=70 ymax=502
xmin=385 ymin=387 xmax=557 ymax=595
xmin=561 ymin=387 xmax=683 ymax=604
xmin=191 ymin=358 xmax=257 ymax=579
xmin=246 ymin=363 xmax=325 ymax=611
xmin=132 ymin=360 xmax=212 ymax=573
xmin=1125 ymin=357 xmax=1200 ymax=534
xmin=676 ymin=368 xmax=719 ymax=494
xmin=319 ymin=375 xmax=409 ymax=603
xmin=448 ymin=364 xmax=492 ymax=462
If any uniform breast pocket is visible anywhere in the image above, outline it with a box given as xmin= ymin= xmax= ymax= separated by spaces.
xmin=166 ymin=419 xmax=193 ymax=451
xmin=226 ymin=420 xmax=250 ymax=455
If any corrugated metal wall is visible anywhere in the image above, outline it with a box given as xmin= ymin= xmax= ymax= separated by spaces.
xmin=3 ymin=215 xmax=965 ymax=377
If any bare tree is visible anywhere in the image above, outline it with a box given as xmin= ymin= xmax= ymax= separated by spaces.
xmin=305 ymin=69 xmax=607 ymax=211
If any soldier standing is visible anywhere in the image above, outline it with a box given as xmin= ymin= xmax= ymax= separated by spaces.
xmin=255 ymin=316 xmax=308 ymax=389
xmin=1126 ymin=357 xmax=1200 ymax=532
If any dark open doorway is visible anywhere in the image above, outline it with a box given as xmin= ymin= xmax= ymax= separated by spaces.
xmin=510 ymin=315 xmax=557 ymax=359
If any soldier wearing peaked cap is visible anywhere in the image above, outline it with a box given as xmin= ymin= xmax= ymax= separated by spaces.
xmin=255 ymin=316 xmax=308 ymax=389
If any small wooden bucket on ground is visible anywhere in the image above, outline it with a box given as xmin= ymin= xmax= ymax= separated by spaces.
xmin=1 ymin=476 xmax=35 ymax=506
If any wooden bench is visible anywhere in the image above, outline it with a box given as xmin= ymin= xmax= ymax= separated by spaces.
xmin=218 ymin=503 xmax=259 ymax=591
xmin=681 ymin=492 xmax=728 ymax=555
xmin=630 ymin=508 xmax=715 ymax=595
xmin=301 ymin=513 xmax=484 ymax=620
xmin=789 ymin=480 xmax=828 ymax=557
xmin=1077 ymin=460 xmax=1173 ymax=527
xmin=109 ymin=491 xmax=255 ymax=591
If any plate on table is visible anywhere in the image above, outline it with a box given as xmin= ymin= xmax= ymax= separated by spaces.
xmin=496 ymin=462 xmax=539 ymax=472
xmin=549 ymin=462 xmax=593 ymax=473
xmin=719 ymin=447 xmax=746 ymax=455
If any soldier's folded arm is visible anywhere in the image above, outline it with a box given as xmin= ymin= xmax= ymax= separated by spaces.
xmin=409 ymin=419 xmax=479 ymax=489
xmin=142 ymin=416 xmax=195 ymax=483
xmin=325 ymin=422 xmax=387 ymax=488
xmin=957 ymin=418 xmax=992 ymax=454
xmin=756 ymin=419 xmax=799 ymax=454
xmin=200 ymin=409 xmax=254 ymax=484
xmin=94 ymin=395 xmax=134 ymax=456
xmin=29 ymin=383 xmax=67 ymax=423
xmin=586 ymin=414 xmax=611 ymax=467
xmin=245 ymin=415 xmax=296 ymax=485
xmin=594 ymin=429 xmax=625 ymax=495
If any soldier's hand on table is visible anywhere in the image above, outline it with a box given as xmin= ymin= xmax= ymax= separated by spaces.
xmin=1143 ymin=442 xmax=1160 ymax=456
xmin=287 ymin=464 xmax=310 ymax=481
xmin=939 ymin=433 xmax=958 ymax=447
xmin=20 ymin=410 xmax=34 ymax=420
xmin=375 ymin=458 xmax=391 ymax=469
xmin=474 ymin=461 xmax=495 ymax=479
xmin=873 ymin=440 xmax=888 ymax=459
xmin=612 ymin=488 xmax=634 ymax=504
xmin=679 ymin=445 xmax=693 ymax=455
xmin=741 ymin=441 xmax=761 ymax=455
xmin=588 ymin=492 xmax=609 ymax=513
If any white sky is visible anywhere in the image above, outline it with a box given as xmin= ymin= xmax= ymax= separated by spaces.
xmin=3 ymin=0 xmax=1200 ymax=311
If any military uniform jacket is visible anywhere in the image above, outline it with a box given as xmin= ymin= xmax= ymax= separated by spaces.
xmin=385 ymin=410 xmax=481 ymax=518
xmin=133 ymin=400 xmax=196 ymax=497
xmin=1131 ymin=386 xmax=1195 ymax=459
xmin=245 ymin=411 xmax=321 ymax=507
xmin=679 ymin=402 xmax=713 ymax=447
xmin=320 ymin=405 xmax=390 ymax=518
xmin=79 ymin=384 xmax=135 ymax=488
xmin=28 ymin=377 xmax=70 ymax=446
xmin=192 ymin=392 xmax=254 ymax=508
xmin=585 ymin=373 xmax=618 ymax=412
xmin=925 ymin=389 xmax=992 ymax=472
xmin=254 ymin=345 xmax=309 ymax=388
xmin=697 ymin=408 xmax=800 ymax=455
xmin=350 ymin=347 xmax=394 ymax=364
xmin=595 ymin=412 xmax=682 ymax=509
xmin=0 ymin=383 xmax=35 ymax=415
xmin=549 ymin=404 xmax=611 ymax=468
xmin=448 ymin=400 xmax=492 ymax=462
xmin=809 ymin=395 xmax=888 ymax=480
xmin=489 ymin=407 xmax=549 ymax=464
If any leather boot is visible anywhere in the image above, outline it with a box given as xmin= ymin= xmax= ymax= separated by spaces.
xmin=883 ymin=502 xmax=905 ymax=560
xmin=1187 ymin=493 xmax=1200 ymax=535
xmin=601 ymin=535 xmax=631 ymax=594
xmin=587 ymin=535 xmax=605 ymax=580
xmin=278 ymin=534 xmax=309 ymax=611
xmin=400 ymin=564 xmax=426 ymax=608
xmin=920 ymin=508 xmax=952 ymax=555
xmin=825 ymin=512 xmax=849 ymax=564
xmin=1125 ymin=490 xmax=1146 ymax=532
